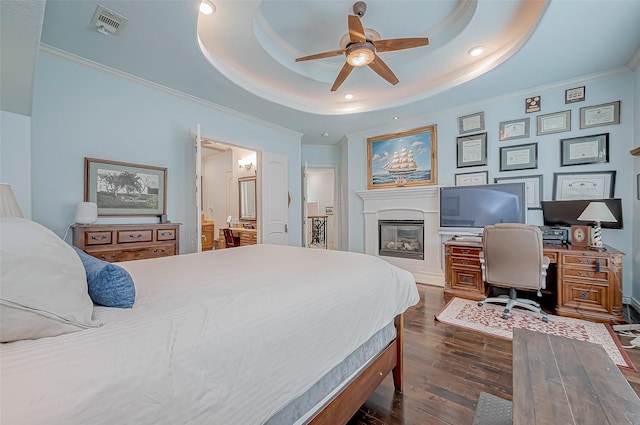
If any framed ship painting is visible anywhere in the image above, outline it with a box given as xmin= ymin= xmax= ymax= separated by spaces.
xmin=367 ymin=125 xmax=438 ymax=189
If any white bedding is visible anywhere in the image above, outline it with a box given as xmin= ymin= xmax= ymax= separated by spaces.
xmin=1 ymin=244 xmax=418 ymax=425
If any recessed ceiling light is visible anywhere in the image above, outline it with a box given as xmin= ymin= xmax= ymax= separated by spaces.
xmin=200 ymin=0 xmax=215 ymax=15
xmin=321 ymin=132 xmax=329 ymax=137
xmin=393 ymin=116 xmax=399 ymax=120
xmin=468 ymin=46 xmax=484 ymax=57
xmin=345 ymin=93 xmax=354 ymax=99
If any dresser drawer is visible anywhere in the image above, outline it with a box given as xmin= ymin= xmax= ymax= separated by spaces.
xmin=450 ymin=246 xmax=481 ymax=257
xmin=157 ymin=229 xmax=176 ymax=241
xmin=117 ymin=230 xmax=153 ymax=243
xmin=450 ymin=268 xmax=483 ymax=292
xmin=89 ymin=244 xmax=176 ymax=262
xmin=562 ymin=268 xmax=609 ymax=283
xmin=562 ymin=254 xmax=609 ymax=269
xmin=85 ymin=231 xmax=112 ymax=245
xmin=450 ymin=256 xmax=481 ymax=268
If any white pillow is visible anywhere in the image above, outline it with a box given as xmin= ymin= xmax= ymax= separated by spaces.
xmin=0 ymin=218 xmax=101 ymax=343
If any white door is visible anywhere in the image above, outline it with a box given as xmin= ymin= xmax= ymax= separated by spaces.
xmin=259 ymin=151 xmax=288 ymax=245
xmin=302 ymin=161 xmax=308 ymax=247
xmin=195 ymin=125 xmax=203 ymax=252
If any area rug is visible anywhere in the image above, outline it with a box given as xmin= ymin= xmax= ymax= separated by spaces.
xmin=435 ymin=297 xmax=636 ymax=370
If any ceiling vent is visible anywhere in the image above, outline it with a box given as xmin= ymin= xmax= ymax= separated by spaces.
xmin=91 ymin=5 xmax=128 ymax=35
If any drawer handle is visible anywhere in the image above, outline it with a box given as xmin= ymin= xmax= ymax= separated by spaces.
xmin=202 ymin=235 xmax=208 ymax=241
xmin=100 ymin=253 xmax=116 ymax=260
xmin=160 ymin=232 xmax=172 ymax=236
xmin=578 ymin=258 xmax=591 ymax=264
xmin=581 ymin=292 xmax=588 ymax=299
xmin=578 ymin=271 xmax=592 ymax=277
xmin=91 ymin=235 xmax=108 ymax=240
xmin=460 ymin=260 xmax=469 ymax=265
xmin=461 ymin=249 xmax=470 ymax=255
xmin=153 ymin=248 xmax=166 ymax=254
xmin=129 ymin=234 xmax=143 ymax=239
xmin=462 ymin=276 xmax=469 ymax=282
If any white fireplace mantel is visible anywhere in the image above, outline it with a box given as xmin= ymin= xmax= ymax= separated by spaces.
xmin=357 ymin=187 xmax=444 ymax=286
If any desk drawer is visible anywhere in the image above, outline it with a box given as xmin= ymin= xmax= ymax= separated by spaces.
xmin=240 ymin=232 xmax=257 ymax=245
xmin=543 ymin=251 xmax=558 ymax=264
xmin=450 ymin=257 xmax=481 ymax=268
xmin=450 ymin=268 xmax=483 ymax=293
xmin=117 ymin=230 xmax=153 ymax=243
xmin=561 ymin=280 xmax=609 ymax=313
xmin=85 ymin=231 xmax=112 ymax=245
xmin=562 ymin=254 xmax=609 ymax=269
xmin=562 ymin=268 xmax=609 ymax=283
xmin=450 ymin=246 xmax=481 ymax=257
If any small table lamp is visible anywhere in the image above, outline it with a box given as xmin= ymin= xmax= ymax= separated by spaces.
xmin=577 ymin=202 xmax=617 ymax=250
xmin=0 ymin=183 xmax=23 ymax=218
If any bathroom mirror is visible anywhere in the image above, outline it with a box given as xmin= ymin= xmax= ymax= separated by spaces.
xmin=238 ymin=176 xmax=257 ymax=221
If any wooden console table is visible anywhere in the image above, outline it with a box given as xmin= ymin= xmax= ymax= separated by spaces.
xmin=512 ymin=328 xmax=640 ymax=424
xmin=443 ymin=239 xmax=625 ymax=323
xmin=73 ymin=223 xmax=180 ymax=262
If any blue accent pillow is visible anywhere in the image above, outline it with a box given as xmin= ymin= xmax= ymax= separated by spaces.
xmin=73 ymin=247 xmax=136 ymax=308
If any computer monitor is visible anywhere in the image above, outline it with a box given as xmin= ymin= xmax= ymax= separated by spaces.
xmin=541 ymin=198 xmax=623 ymax=229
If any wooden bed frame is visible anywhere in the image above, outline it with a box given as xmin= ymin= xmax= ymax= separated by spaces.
xmin=308 ymin=314 xmax=404 ymax=424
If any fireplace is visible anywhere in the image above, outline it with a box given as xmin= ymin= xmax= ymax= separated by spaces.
xmin=379 ymin=220 xmax=424 ymax=260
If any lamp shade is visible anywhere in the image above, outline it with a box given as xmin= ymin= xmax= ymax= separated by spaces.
xmin=0 ymin=183 xmax=23 ymax=218
xmin=75 ymin=202 xmax=98 ymax=224
xmin=577 ymin=202 xmax=617 ymax=223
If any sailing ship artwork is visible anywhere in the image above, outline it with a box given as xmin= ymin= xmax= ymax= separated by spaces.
xmin=367 ymin=125 xmax=437 ymax=189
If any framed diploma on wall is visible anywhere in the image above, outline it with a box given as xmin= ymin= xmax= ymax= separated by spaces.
xmin=552 ymin=171 xmax=616 ymax=200
xmin=579 ymin=101 xmax=620 ymax=129
xmin=499 ymin=143 xmax=538 ymax=171
xmin=560 ymin=133 xmax=609 ymax=166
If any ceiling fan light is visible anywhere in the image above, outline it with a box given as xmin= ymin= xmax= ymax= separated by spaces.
xmin=346 ymin=43 xmax=375 ymax=67
xmin=200 ymin=0 xmax=215 ymax=15
xmin=468 ymin=45 xmax=484 ymax=56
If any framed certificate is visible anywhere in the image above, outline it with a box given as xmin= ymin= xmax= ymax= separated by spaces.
xmin=560 ymin=133 xmax=609 ymax=166
xmin=495 ymin=174 xmax=543 ymax=209
xmin=499 ymin=143 xmax=537 ymax=171
xmin=456 ymin=133 xmax=487 ymax=168
xmin=580 ymin=101 xmax=620 ymax=129
xmin=537 ymin=110 xmax=571 ymax=135
xmin=552 ymin=171 xmax=616 ymax=200
xmin=499 ymin=118 xmax=530 ymax=141
xmin=455 ymin=171 xmax=488 ymax=186
xmin=458 ymin=112 xmax=485 ymax=134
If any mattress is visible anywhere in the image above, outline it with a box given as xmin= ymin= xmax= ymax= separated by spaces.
xmin=1 ymin=244 xmax=419 ymax=424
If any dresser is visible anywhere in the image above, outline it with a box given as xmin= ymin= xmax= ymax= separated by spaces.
xmin=443 ymin=239 xmax=625 ymax=323
xmin=73 ymin=223 xmax=181 ymax=262
xmin=218 ymin=227 xmax=257 ymax=248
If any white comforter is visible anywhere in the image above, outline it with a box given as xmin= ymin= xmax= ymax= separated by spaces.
xmin=1 ymin=244 xmax=418 ymax=425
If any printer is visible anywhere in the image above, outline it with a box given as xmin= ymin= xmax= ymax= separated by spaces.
xmin=539 ymin=226 xmax=568 ymax=245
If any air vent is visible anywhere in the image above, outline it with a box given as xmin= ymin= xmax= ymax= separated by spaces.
xmin=90 ymin=4 xmax=128 ymax=35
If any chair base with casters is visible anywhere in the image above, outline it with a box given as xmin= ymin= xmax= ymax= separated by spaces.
xmin=478 ymin=287 xmax=548 ymax=322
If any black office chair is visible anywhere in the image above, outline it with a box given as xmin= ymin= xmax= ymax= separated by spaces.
xmin=223 ymin=228 xmax=241 ymax=248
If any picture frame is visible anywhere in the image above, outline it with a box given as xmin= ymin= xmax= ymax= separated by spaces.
xmin=525 ymin=95 xmax=541 ymax=113
xmin=456 ymin=132 xmax=487 ymax=168
xmin=499 ymin=142 xmax=538 ymax=171
xmin=560 ymin=133 xmax=609 ymax=166
xmin=85 ymin=157 xmax=167 ymax=216
xmin=325 ymin=206 xmax=334 ymax=215
xmin=494 ymin=174 xmax=543 ymax=209
xmin=552 ymin=170 xmax=616 ymax=200
xmin=367 ymin=124 xmax=437 ymax=189
xmin=458 ymin=111 xmax=485 ymax=134
xmin=565 ymin=86 xmax=585 ymax=104
xmin=455 ymin=171 xmax=488 ymax=186
xmin=499 ymin=118 xmax=530 ymax=141
xmin=536 ymin=110 xmax=571 ymax=135
xmin=637 ymin=174 xmax=640 ymax=200
xmin=579 ymin=101 xmax=620 ymax=129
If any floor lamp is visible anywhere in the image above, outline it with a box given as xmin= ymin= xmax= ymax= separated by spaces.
xmin=577 ymin=201 xmax=617 ymax=250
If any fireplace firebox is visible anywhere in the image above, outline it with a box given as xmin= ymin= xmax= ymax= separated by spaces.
xmin=378 ymin=220 xmax=424 ymax=260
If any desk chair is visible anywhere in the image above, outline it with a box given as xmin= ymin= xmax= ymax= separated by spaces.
xmin=223 ymin=228 xmax=241 ymax=248
xmin=478 ymin=223 xmax=550 ymax=322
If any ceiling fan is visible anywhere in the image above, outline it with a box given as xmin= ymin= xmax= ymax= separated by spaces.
xmin=295 ymin=1 xmax=429 ymax=92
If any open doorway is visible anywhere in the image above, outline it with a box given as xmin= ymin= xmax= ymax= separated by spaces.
xmin=305 ymin=167 xmax=337 ymax=250
xmin=200 ymin=139 xmax=257 ymax=250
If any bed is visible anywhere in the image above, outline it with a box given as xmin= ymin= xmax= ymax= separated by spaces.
xmin=0 ymin=218 xmax=419 ymax=425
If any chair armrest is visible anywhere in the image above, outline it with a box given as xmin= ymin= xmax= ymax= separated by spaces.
xmin=540 ymin=256 xmax=551 ymax=289
xmin=479 ymin=251 xmax=486 ymax=282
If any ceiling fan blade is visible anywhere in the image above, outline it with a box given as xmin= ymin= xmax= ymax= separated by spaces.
xmin=296 ymin=48 xmax=345 ymax=62
xmin=348 ymin=14 xmax=366 ymax=43
xmin=368 ymin=55 xmax=399 ymax=86
xmin=331 ymin=62 xmax=354 ymax=92
xmin=373 ymin=37 xmax=429 ymax=53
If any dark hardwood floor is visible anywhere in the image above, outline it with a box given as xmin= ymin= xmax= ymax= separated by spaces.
xmin=348 ymin=284 xmax=640 ymax=425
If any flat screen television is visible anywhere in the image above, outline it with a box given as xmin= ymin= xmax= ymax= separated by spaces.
xmin=439 ymin=183 xmax=527 ymax=234
xmin=541 ymin=198 xmax=623 ymax=229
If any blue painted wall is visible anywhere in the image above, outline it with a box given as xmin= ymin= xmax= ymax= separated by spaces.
xmin=30 ymin=52 xmax=302 ymax=250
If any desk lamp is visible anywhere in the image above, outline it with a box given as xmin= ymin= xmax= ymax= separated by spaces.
xmin=0 ymin=183 xmax=23 ymax=218
xmin=577 ymin=202 xmax=617 ymax=250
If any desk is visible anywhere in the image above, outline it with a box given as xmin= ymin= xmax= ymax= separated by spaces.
xmin=443 ymin=240 xmax=624 ymax=323
xmin=218 ymin=227 xmax=257 ymax=249
xmin=512 ymin=328 xmax=640 ymax=425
